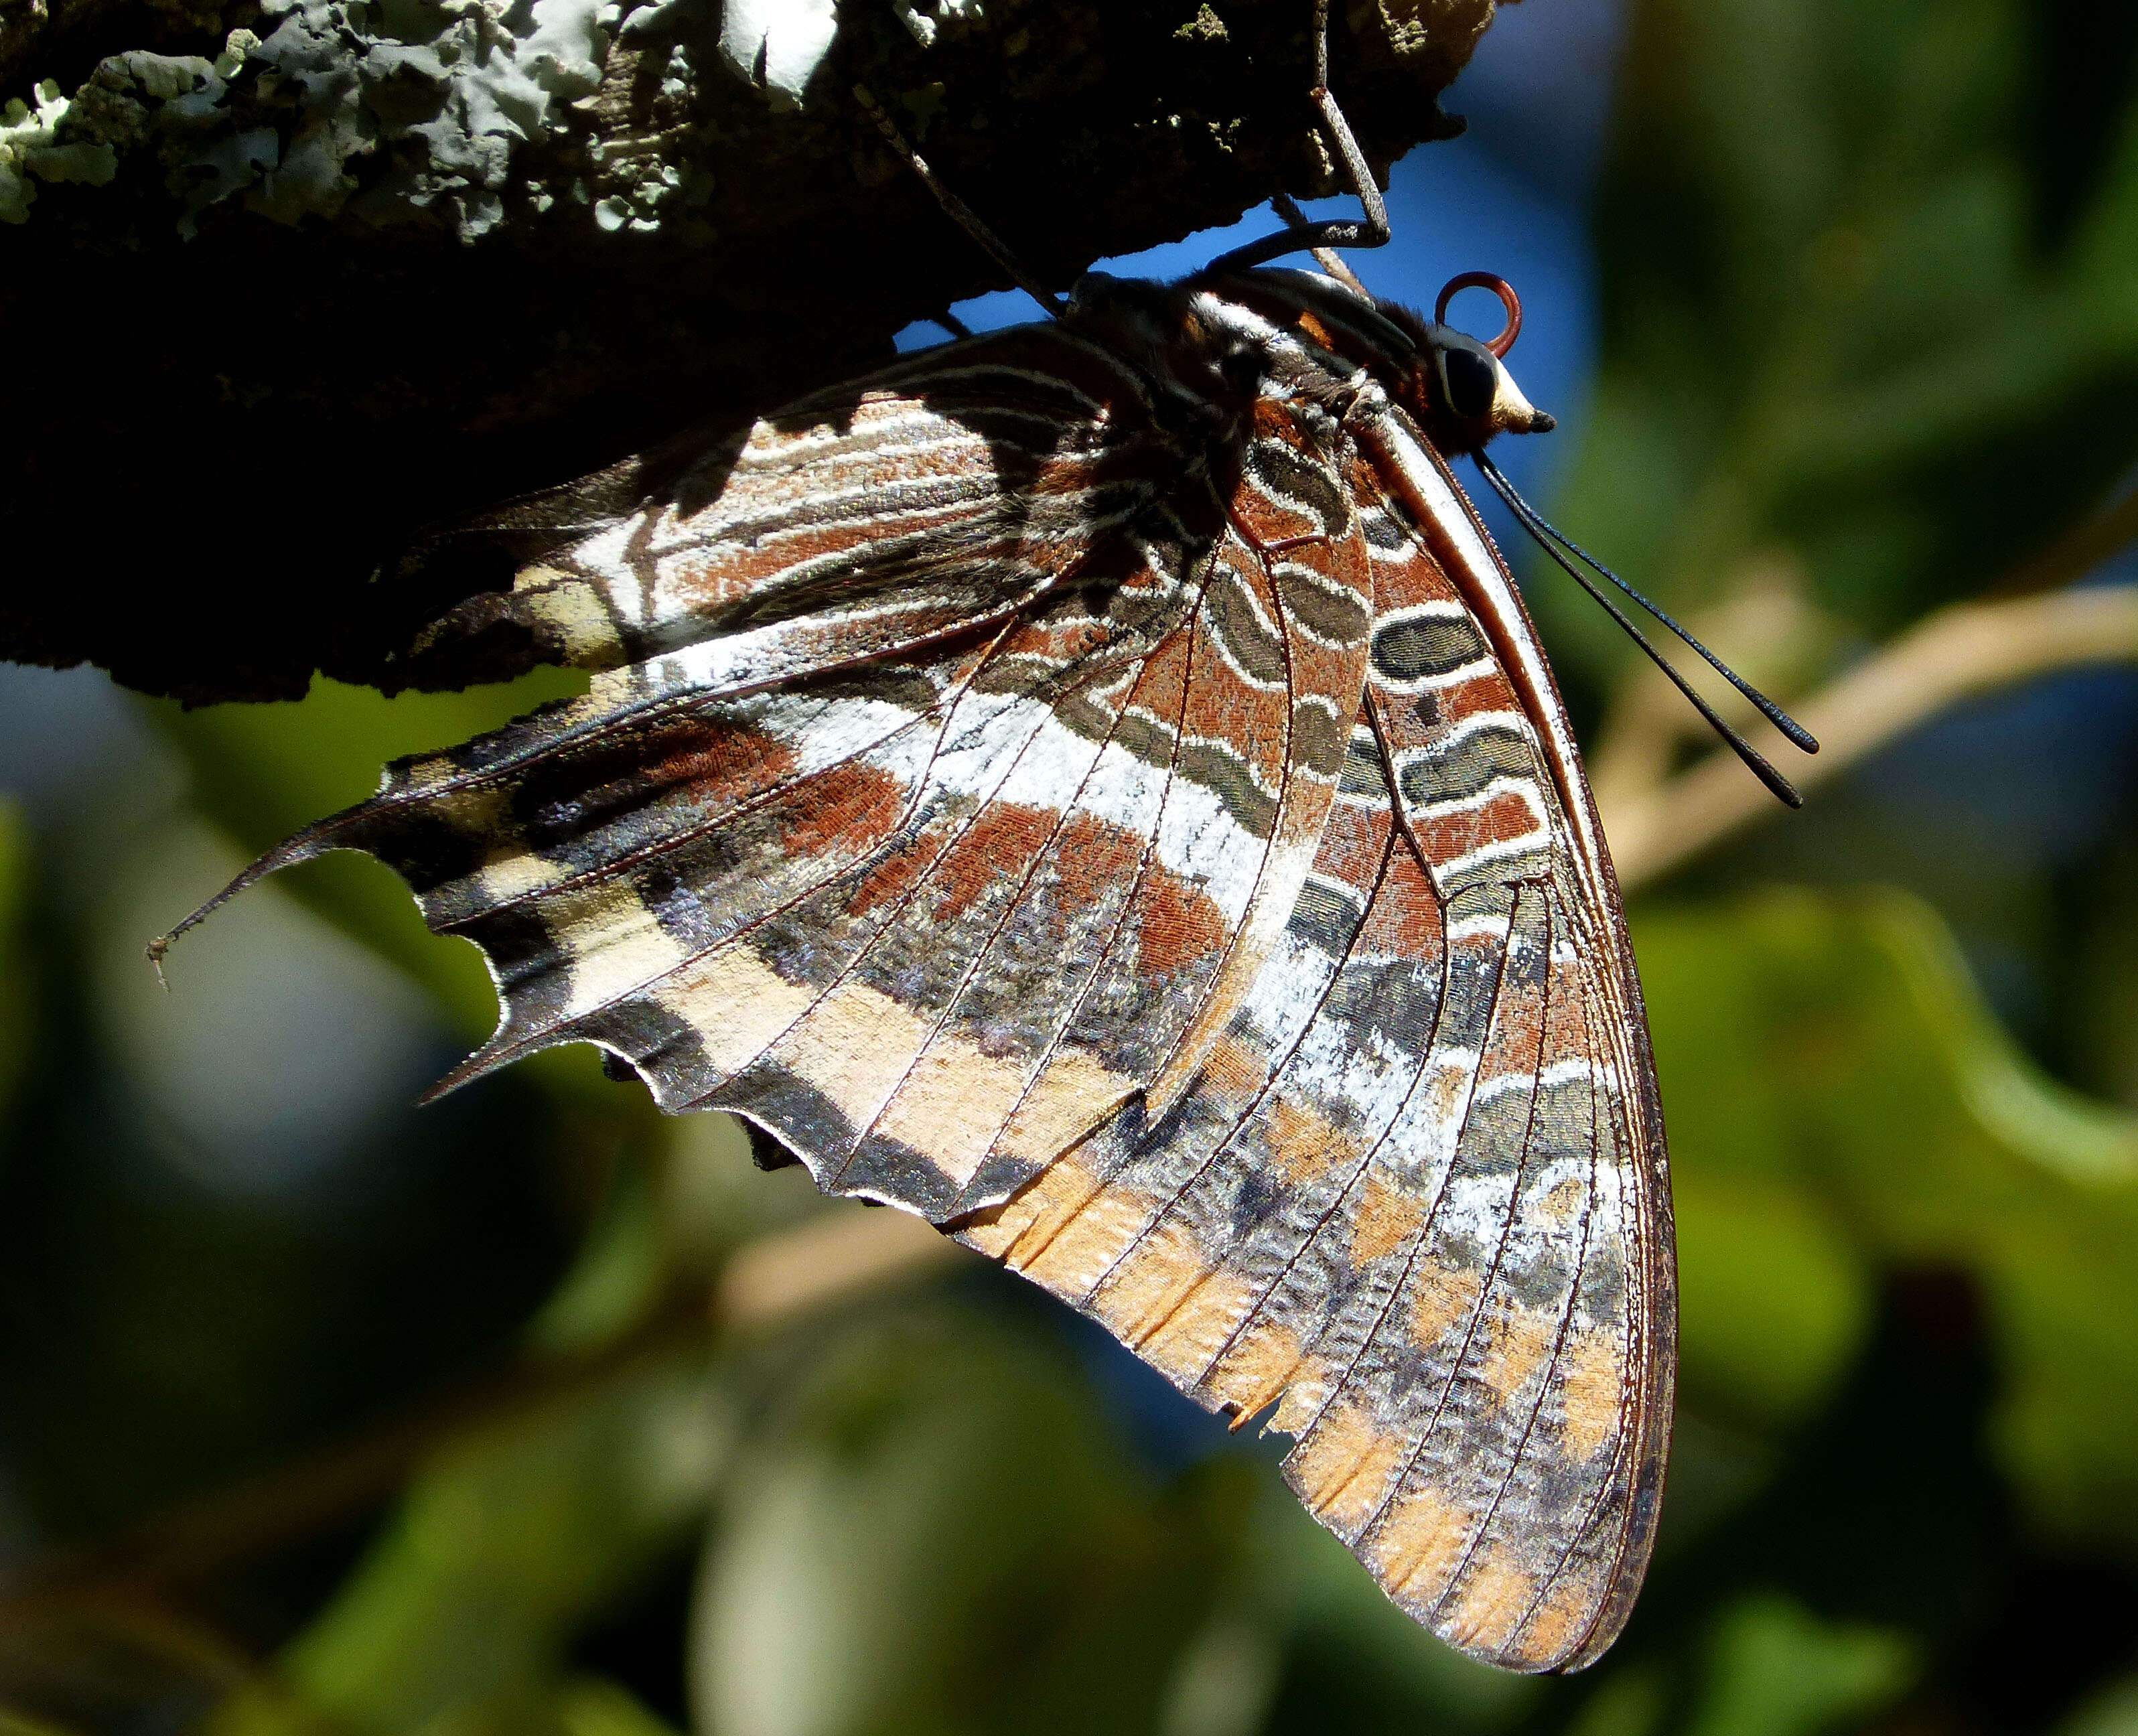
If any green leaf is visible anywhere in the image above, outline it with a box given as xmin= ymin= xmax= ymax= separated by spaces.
xmin=1682 ymin=1592 xmax=1912 ymax=1736
xmin=1670 ymin=1170 xmax=1871 ymax=1434
xmin=555 ymin=1678 xmax=687 ymax=1736
xmin=2059 ymin=1676 xmax=2138 ymax=1736
xmin=1563 ymin=1665 xmax=1669 ymax=1736
xmin=269 ymin=1354 xmax=726 ymax=1736
xmin=150 ymin=672 xmax=584 ymax=1047
xmin=1638 ymin=887 xmax=2138 ymax=1539
xmin=202 ymin=1170 xmax=730 ymax=1736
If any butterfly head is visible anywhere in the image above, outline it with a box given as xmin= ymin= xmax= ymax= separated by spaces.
xmin=1382 ymin=273 xmax=1556 ymax=456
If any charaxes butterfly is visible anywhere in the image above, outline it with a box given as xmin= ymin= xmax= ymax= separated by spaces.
xmin=155 ymin=1 xmax=1814 ymax=1675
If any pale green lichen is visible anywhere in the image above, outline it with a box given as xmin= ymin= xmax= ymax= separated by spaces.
xmin=49 ymin=38 xmax=291 ymax=235
xmin=1173 ymin=5 xmax=1228 ymax=45
xmin=589 ymin=148 xmax=710 ymax=239
xmin=4 ymin=0 xmax=612 ymax=238
xmin=1 ymin=76 xmax=118 ymax=224
xmin=715 ymin=0 xmax=836 ymax=113
xmin=333 ymin=0 xmax=615 ymax=236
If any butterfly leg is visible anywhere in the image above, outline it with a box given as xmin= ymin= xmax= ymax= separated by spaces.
xmin=1273 ymin=190 xmax=1374 ymax=297
xmin=1208 ymin=0 xmax=1394 ymax=274
xmin=852 ymin=84 xmax=1066 ymax=317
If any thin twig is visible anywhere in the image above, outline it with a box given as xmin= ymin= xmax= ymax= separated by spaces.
xmin=1606 ymin=585 xmax=2138 ymax=891
xmin=717 ymin=1203 xmax=966 ymax=1325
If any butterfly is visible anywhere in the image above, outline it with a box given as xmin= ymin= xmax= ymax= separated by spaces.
xmin=155 ymin=0 xmax=1813 ymax=1675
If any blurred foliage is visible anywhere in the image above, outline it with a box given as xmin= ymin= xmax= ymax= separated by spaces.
xmin=692 ymin=1299 xmax=1251 ymax=1736
xmin=1647 ymin=890 xmax=2138 ymax=1531
xmin=160 ymin=670 xmax=588 ymax=1054
xmin=3 ymin=0 xmax=2138 ymax=1733
xmin=1678 ymin=1594 xmax=1914 ymax=1736
xmin=0 ymin=800 xmax=25 ymax=1131
xmin=1543 ymin=0 xmax=2138 ymax=693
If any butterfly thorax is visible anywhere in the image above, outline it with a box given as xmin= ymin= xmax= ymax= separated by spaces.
xmin=1062 ymin=267 xmax=1555 ymax=490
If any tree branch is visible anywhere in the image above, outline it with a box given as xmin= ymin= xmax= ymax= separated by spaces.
xmin=1 ymin=0 xmax=1497 ymax=704
xmin=1604 ymin=585 xmax=2138 ymax=892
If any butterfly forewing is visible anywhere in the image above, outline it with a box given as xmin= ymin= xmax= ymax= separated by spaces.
xmin=960 ymin=403 xmax=1670 ymax=1671
xmin=1318 ymin=427 xmax=1668 ymax=1671
xmin=218 ymin=271 xmax=1671 ymax=1674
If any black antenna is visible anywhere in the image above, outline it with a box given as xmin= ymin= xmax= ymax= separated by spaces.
xmin=1471 ymin=453 xmax=1813 ymax=808
xmin=1477 ymin=451 xmax=1819 ymax=754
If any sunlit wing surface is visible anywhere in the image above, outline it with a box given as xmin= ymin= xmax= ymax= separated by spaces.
xmin=193 ymin=273 xmax=1673 ymax=1673
xmin=962 ymin=374 xmax=1674 ymax=1666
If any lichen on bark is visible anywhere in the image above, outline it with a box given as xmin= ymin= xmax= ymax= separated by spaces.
xmin=0 ymin=0 xmax=1505 ymax=703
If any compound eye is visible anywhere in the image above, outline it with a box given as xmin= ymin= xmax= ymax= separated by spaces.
xmin=1440 ymin=346 xmax=1498 ymax=421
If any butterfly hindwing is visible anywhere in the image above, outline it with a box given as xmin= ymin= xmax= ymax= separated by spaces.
xmin=409 ymin=323 xmax=1194 ymax=686
xmin=268 ymin=331 xmax=1376 ymax=1230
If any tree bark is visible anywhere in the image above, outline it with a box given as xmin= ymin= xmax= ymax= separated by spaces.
xmin=1 ymin=0 xmax=1502 ymax=703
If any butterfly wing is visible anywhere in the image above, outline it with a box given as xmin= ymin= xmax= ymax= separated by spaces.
xmin=194 ymin=312 xmax=1665 ymax=1673
xmin=1311 ymin=415 xmax=1670 ymax=1672
xmin=958 ymin=407 xmax=1671 ymax=1673
xmin=401 ymin=323 xmax=1202 ymax=691
xmin=224 ymin=325 xmax=1376 ymax=1228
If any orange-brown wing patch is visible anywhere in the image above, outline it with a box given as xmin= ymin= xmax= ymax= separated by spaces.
xmin=226 ymin=349 xmax=1376 ymax=1236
